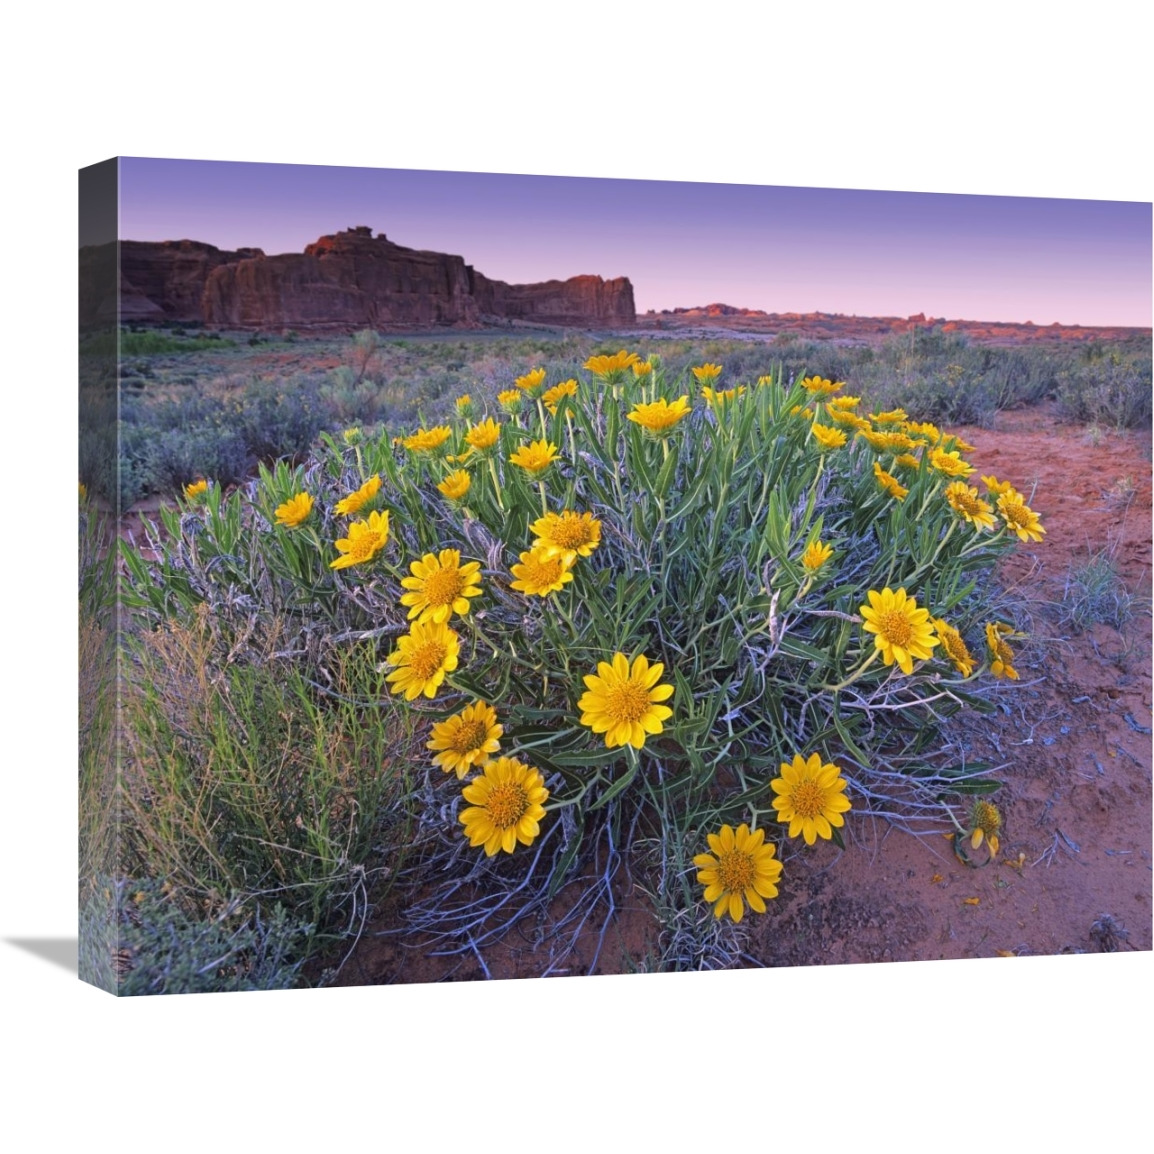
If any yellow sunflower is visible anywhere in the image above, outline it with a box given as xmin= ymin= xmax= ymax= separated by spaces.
xmin=857 ymin=428 xmax=893 ymax=452
xmin=403 ymin=426 xmax=452 ymax=453
xmin=996 ymin=487 xmax=1046 ymax=543
xmin=578 ymin=652 xmax=674 ymax=750
xmin=942 ymin=432 xmax=977 ymax=453
xmin=860 ymin=586 xmax=938 ymax=674
xmin=869 ymin=407 xmax=908 ymax=426
xmin=183 ymin=479 xmax=208 ymax=500
xmin=825 ymin=407 xmax=871 ymax=431
xmin=801 ymin=540 xmax=834 ymax=572
xmin=509 ymin=546 xmax=575 ymax=597
xmin=627 ymin=395 xmax=692 ymax=433
xmin=691 ymin=362 xmax=723 ymax=385
xmin=968 ymin=799 xmax=1002 ymax=859
xmin=514 ymin=367 xmax=547 ymax=394
xmin=878 ymin=430 xmax=917 ymax=452
xmin=632 ymin=360 xmax=654 ymax=378
xmin=399 ymin=548 xmax=483 ymax=623
xmin=509 ymin=439 xmax=559 ymax=475
xmin=497 ymin=389 xmax=523 ymax=413
xmin=455 ymin=393 xmax=473 ymax=415
xmin=770 ymin=753 xmax=853 ymax=846
xmin=459 ymin=757 xmax=549 ymax=856
xmin=826 ymin=395 xmax=862 ymax=410
xmin=981 ymin=474 xmax=1013 ymax=497
xmin=945 ymin=482 xmax=996 ymax=531
xmin=529 ymin=510 xmax=602 ymax=566
xmin=985 ymin=622 xmax=1020 ymax=680
xmin=933 ymin=618 xmax=976 ymax=677
xmin=584 ymin=350 xmax=641 ymax=379
xmin=543 ymin=379 xmax=578 ymax=414
xmin=702 ymin=385 xmax=745 ymax=405
xmin=810 ymin=422 xmax=848 ymax=450
xmin=904 ymin=420 xmax=941 ymax=442
xmin=928 ymin=446 xmax=975 ymax=478
xmin=801 ymin=375 xmax=845 ymax=396
xmin=427 ymin=700 xmax=503 ymax=778
xmin=465 ymin=418 xmax=501 ymax=452
xmin=693 ymin=823 xmax=782 ymax=923
xmin=274 ymin=491 xmax=314 ymax=528
xmin=383 ymin=619 xmax=460 ymax=700
xmin=873 ymin=461 xmax=909 ymax=501
xmin=437 ymin=470 xmax=471 ymax=501
xmin=330 ymin=510 xmax=390 ymax=570
xmin=334 ymin=474 xmax=381 ymax=515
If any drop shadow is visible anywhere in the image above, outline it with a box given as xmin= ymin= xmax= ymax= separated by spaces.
xmin=6 ymin=938 xmax=79 ymax=975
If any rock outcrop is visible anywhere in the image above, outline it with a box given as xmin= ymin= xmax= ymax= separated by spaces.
xmin=81 ymin=226 xmax=636 ymax=330
xmin=120 ymin=240 xmax=265 ymax=324
xmin=473 ymin=272 xmax=635 ymax=327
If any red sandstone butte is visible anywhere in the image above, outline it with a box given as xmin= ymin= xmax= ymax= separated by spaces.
xmin=81 ymin=226 xmax=636 ymax=331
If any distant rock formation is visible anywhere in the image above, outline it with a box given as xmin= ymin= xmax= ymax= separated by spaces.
xmin=638 ymin=306 xmax=1149 ymax=346
xmin=120 ymin=240 xmax=266 ymax=324
xmin=80 ymin=226 xmax=636 ymax=331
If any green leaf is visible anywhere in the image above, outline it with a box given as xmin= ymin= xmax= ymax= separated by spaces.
xmin=589 ymin=758 xmax=639 ymax=810
xmin=546 ymin=817 xmax=585 ymax=900
xmin=654 ymin=439 xmax=680 ymax=499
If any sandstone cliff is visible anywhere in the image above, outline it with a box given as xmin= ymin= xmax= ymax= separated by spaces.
xmin=81 ymin=226 xmax=636 ymax=330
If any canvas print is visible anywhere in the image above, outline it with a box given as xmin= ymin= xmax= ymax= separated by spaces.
xmin=78 ymin=158 xmax=1152 ymax=994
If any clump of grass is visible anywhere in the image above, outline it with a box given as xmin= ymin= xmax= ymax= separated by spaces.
xmin=106 ymin=878 xmax=313 ymax=995
xmin=119 ymin=330 xmax=235 ymax=355
xmin=1060 ymin=550 xmax=1135 ymax=631
xmin=79 ymin=495 xmax=120 ymax=994
xmin=120 ymin=609 xmax=421 ymax=954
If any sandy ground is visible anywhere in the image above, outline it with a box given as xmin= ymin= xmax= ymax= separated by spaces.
xmin=335 ymin=401 xmax=1151 ymax=983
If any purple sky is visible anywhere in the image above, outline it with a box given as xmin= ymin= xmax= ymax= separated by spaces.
xmin=118 ymin=158 xmax=1151 ymax=327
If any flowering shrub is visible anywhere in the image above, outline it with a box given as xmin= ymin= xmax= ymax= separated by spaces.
xmin=122 ymin=351 xmax=1047 ymax=967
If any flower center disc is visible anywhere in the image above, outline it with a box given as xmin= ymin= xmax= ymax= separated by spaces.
xmin=423 ymin=567 xmax=465 ymax=607
xmin=554 ymin=519 xmax=592 ymax=548
xmin=452 ymin=719 xmax=489 ymax=753
xmin=791 ymin=779 xmax=828 ymax=820
xmin=717 ymin=849 xmax=755 ymax=892
xmin=486 ymin=782 xmax=528 ymax=829
xmin=531 ymin=556 xmax=563 ymax=581
xmin=409 ymin=641 xmax=448 ymax=679
xmin=606 ymin=681 xmax=650 ymax=723
xmin=879 ymin=610 xmax=912 ymax=647
xmin=350 ymin=530 xmax=382 ymax=562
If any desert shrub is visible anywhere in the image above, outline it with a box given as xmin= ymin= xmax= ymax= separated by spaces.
xmin=236 ymin=376 xmax=327 ymax=460
xmin=119 ymin=331 xmax=236 ymax=355
xmin=121 ymin=351 xmax=1045 ymax=971
xmin=118 ymin=606 xmax=417 ymax=952
xmin=79 ymin=495 xmax=120 ymax=994
xmin=117 ymin=376 xmax=329 ymax=504
xmin=102 ymin=878 xmax=312 ymax=995
xmin=1054 ymin=348 xmax=1152 ymax=429
xmin=1060 ymin=550 xmax=1137 ymax=631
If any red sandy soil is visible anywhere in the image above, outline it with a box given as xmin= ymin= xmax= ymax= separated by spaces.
xmin=335 ymin=401 xmax=1151 ymax=984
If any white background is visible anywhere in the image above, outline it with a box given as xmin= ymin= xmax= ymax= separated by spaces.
xmin=0 ymin=3 xmax=1150 ymax=1149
